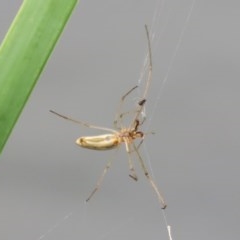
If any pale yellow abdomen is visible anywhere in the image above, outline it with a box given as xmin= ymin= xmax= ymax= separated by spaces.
xmin=76 ymin=134 xmax=119 ymax=150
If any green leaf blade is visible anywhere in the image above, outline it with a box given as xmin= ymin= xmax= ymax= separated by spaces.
xmin=0 ymin=0 xmax=78 ymax=154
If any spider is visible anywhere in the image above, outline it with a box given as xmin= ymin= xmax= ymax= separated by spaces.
xmin=50 ymin=25 xmax=167 ymax=209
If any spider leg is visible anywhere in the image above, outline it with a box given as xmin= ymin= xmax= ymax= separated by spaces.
xmin=50 ymin=110 xmax=117 ymax=133
xmin=132 ymin=131 xmax=155 ymax=152
xmin=114 ymin=85 xmax=138 ymax=129
xmin=135 ymin=139 xmax=144 ymax=151
xmin=132 ymin=143 xmax=167 ymax=209
xmin=86 ymin=155 xmax=115 ymax=202
xmin=125 ymin=141 xmax=138 ymax=181
xmin=131 ymin=25 xmax=152 ymax=128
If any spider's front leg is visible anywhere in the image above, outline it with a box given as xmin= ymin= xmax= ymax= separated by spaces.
xmin=113 ymin=85 xmax=138 ymax=130
xmin=125 ymin=141 xmax=138 ymax=181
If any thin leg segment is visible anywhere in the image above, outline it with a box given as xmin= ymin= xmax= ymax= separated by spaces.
xmin=50 ymin=110 xmax=117 ymax=133
xmin=132 ymin=25 xmax=153 ymax=128
xmin=86 ymin=157 xmax=114 ymax=202
xmin=125 ymin=141 xmax=138 ymax=181
xmin=114 ymin=86 xmax=138 ymax=129
xmin=132 ymin=143 xmax=167 ymax=209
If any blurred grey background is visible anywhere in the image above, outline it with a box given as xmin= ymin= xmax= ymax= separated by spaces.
xmin=0 ymin=0 xmax=240 ymax=239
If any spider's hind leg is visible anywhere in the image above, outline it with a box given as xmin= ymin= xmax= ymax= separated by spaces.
xmin=86 ymin=156 xmax=114 ymax=202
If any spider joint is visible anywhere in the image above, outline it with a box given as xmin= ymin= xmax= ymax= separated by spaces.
xmin=138 ymin=99 xmax=146 ymax=106
xmin=133 ymin=119 xmax=140 ymax=130
xmin=129 ymin=174 xmax=138 ymax=181
xmin=162 ymin=204 xmax=167 ymax=210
